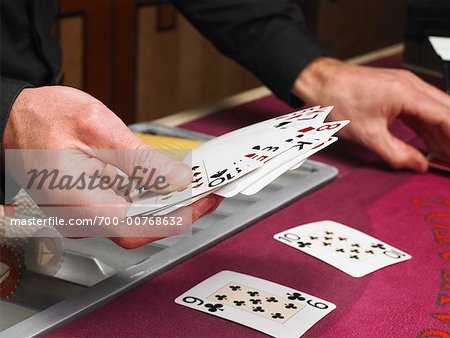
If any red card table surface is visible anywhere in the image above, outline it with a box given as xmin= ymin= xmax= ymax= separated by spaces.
xmin=50 ymin=55 xmax=450 ymax=338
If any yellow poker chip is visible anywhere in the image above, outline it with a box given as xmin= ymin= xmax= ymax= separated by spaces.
xmin=24 ymin=228 xmax=64 ymax=277
xmin=0 ymin=244 xmax=21 ymax=299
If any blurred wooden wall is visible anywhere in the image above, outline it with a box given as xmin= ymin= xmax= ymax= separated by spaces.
xmin=56 ymin=0 xmax=411 ymax=124
xmin=56 ymin=0 xmax=260 ymax=125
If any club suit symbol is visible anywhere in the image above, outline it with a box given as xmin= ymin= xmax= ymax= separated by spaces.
xmin=274 ymin=121 xmax=292 ymax=129
xmin=247 ymin=291 xmax=259 ymax=297
xmin=371 ymin=243 xmax=386 ymax=250
xmin=287 ymin=292 xmax=306 ymax=301
xmin=249 ymin=298 xmax=262 ymax=304
xmin=215 ymin=294 xmax=227 ymax=301
xmin=229 ymin=285 xmax=241 ymax=291
xmin=266 ymin=297 xmax=278 ymax=303
xmin=252 ymin=306 xmax=265 ymax=312
xmin=233 ymin=300 xmax=245 ymax=306
xmin=205 ymin=303 xmax=224 ymax=312
xmin=271 ymin=313 xmax=285 ymax=319
xmin=297 ymin=241 xmax=311 ymax=248
xmin=284 ymin=303 xmax=298 ymax=309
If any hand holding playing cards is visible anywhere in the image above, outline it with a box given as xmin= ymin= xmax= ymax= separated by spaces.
xmin=294 ymin=57 xmax=450 ymax=172
xmin=5 ymin=86 xmax=221 ymax=248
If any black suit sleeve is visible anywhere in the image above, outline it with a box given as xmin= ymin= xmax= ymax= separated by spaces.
xmin=0 ymin=77 xmax=32 ymax=203
xmin=171 ymin=0 xmax=327 ymax=106
xmin=0 ymin=77 xmax=32 ymax=143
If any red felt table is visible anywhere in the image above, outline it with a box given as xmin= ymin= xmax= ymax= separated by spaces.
xmin=50 ymin=55 xmax=450 ymax=337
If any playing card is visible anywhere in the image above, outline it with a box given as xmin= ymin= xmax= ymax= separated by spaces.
xmin=175 ymin=270 xmax=335 ymax=337
xmin=262 ymin=106 xmax=333 ymax=131
xmin=207 ymin=106 xmax=330 ymax=139
xmin=240 ymin=137 xmax=338 ymax=195
xmin=429 ymin=36 xmax=450 ymax=61
xmin=127 ymin=156 xmax=258 ymax=217
xmin=130 ymin=111 xmax=322 ymax=208
xmin=217 ymin=137 xmax=329 ymax=198
xmin=216 ymin=120 xmax=348 ymax=198
xmin=128 ymin=106 xmax=347 ymax=217
xmin=193 ymin=112 xmax=332 ymax=166
xmin=151 ymin=190 xmax=218 ymax=216
xmin=274 ymin=220 xmax=412 ymax=277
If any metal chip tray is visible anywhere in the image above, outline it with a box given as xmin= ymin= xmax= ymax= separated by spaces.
xmin=0 ymin=124 xmax=338 ymax=337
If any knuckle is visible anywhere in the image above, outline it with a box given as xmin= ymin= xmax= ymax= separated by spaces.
xmin=399 ymin=69 xmax=417 ymax=81
xmin=132 ymin=146 xmax=160 ymax=171
xmin=392 ymin=78 xmax=415 ymax=95
xmin=79 ymin=103 xmax=116 ymax=137
xmin=83 ymin=103 xmax=109 ymax=126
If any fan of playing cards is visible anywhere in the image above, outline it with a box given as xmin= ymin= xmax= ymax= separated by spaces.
xmin=127 ymin=106 xmax=349 ymax=217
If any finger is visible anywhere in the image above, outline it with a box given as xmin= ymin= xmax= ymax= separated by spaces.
xmin=109 ymin=236 xmax=162 ymax=249
xmin=368 ymin=127 xmax=428 ymax=172
xmin=402 ymin=115 xmax=450 ymax=159
xmin=101 ymin=164 xmax=136 ymax=201
xmin=191 ymin=194 xmax=224 ymax=221
xmin=80 ymin=108 xmax=191 ymax=192
xmin=395 ymin=70 xmax=450 ymax=108
xmin=400 ymin=89 xmax=450 ymax=159
xmin=401 ymin=85 xmax=450 ymax=126
xmin=110 ymin=195 xmax=224 ymax=249
xmin=93 ymin=146 xmax=191 ymax=194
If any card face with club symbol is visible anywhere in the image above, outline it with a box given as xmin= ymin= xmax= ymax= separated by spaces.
xmin=175 ymin=270 xmax=335 ymax=337
xmin=274 ymin=221 xmax=412 ymax=278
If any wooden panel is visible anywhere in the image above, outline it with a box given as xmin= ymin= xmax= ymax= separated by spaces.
xmin=112 ymin=0 xmax=138 ymax=125
xmin=59 ymin=15 xmax=84 ymax=89
xmin=315 ymin=0 xmax=409 ymax=59
xmin=57 ymin=0 xmax=113 ymax=106
xmin=135 ymin=5 xmax=260 ymax=122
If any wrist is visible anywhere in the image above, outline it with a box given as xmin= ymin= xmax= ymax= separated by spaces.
xmin=293 ymin=57 xmax=349 ymax=104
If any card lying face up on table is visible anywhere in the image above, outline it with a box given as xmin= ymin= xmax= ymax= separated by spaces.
xmin=274 ymin=220 xmax=412 ymax=277
xmin=175 ymin=270 xmax=336 ymax=338
xmin=127 ymin=106 xmax=349 ymax=217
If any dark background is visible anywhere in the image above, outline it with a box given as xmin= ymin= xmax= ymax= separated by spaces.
xmin=54 ymin=0 xmax=444 ymax=124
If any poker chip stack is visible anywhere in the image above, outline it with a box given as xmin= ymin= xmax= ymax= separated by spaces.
xmin=10 ymin=189 xmax=48 ymax=238
xmin=24 ymin=227 xmax=64 ymax=277
xmin=0 ymin=204 xmax=27 ymax=254
xmin=0 ymin=244 xmax=22 ymax=299
xmin=1 ymin=190 xmax=65 ymax=300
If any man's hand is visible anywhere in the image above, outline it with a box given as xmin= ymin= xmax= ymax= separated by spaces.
xmin=4 ymin=86 xmax=220 ymax=248
xmin=294 ymin=57 xmax=450 ymax=172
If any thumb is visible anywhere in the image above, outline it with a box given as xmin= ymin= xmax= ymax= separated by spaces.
xmin=369 ymin=128 xmax=428 ymax=172
xmin=88 ymin=136 xmax=192 ymax=193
